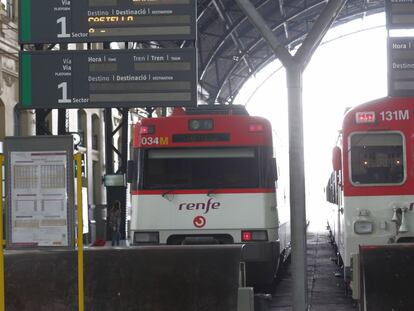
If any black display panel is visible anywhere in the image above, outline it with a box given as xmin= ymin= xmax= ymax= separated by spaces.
xmin=385 ymin=0 xmax=414 ymax=29
xmin=20 ymin=48 xmax=197 ymax=109
xmin=388 ymin=38 xmax=414 ymax=96
xmin=19 ymin=0 xmax=196 ymax=43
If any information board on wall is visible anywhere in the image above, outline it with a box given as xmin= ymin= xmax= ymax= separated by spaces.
xmin=386 ymin=0 xmax=414 ymax=29
xmin=19 ymin=0 xmax=196 ymax=44
xmin=4 ymin=136 xmax=75 ymax=249
xmin=388 ymin=37 xmax=414 ymax=96
xmin=20 ymin=48 xmax=197 ymax=109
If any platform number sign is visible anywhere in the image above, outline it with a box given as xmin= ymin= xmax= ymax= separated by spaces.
xmin=19 ymin=49 xmax=197 ymax=109
xmin=19 ymin=0 xmax=197 ymax=44
xmin=57 ymin=16 xmax=70 ymax=39
xmin=58 ymin=82 xmax=71 ymax=104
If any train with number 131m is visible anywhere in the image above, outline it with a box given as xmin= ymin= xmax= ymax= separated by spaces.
xmin=326 ymin=96 xmax=414 ymax=310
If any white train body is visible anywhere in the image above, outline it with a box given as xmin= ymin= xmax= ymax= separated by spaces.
xmin=129 ymin=107 xmax=290 ymax=286
xmin=326 ymin=97 xmax=414 ymax=300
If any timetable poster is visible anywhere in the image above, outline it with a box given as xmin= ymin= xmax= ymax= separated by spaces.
xmin=10 ymin=151 xmax=69 ymax=247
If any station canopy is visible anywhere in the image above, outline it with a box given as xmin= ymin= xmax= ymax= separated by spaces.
xmin=187 ymin=0 xmax=384 ymax=105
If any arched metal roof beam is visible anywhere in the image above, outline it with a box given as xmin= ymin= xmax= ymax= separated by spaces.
xmin=199 ymin=0 xmax=273 ymax=79
xmin=212 ymin=0 xmax=255 ymax=74
xmin=236 ymin=0 xmax=297 ymax=68
xmin=211 ymin=2 xmax=328 ymax=102
xmin=279 ymin=0 xmax=290 ymax=39
xmin=197 ymin=0 xmax=215 ymax=22
xmin=212 ymin=5 xmax=382 ymax=103
xmin=294 ymin=0 xmax=348 ymax=68
xmin=199 ymin=0 xmax=327 ymax=79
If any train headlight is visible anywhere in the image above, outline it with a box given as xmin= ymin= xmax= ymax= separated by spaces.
xmin=354 ymin=220 xmax=373 ymax=234
xmin=133 ymin=232 xmax=159 ymax=244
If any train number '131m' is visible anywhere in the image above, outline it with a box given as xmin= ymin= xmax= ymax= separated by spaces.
xmin=141 ymin=137 xmax=169 ymax=146
xmin=379 ymin=110 xmax=409 ymax=121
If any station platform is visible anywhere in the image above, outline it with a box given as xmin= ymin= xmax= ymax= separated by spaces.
xmin=3 ymin=231 xmax=356 ymax=310
xmin=3 ymin=244 xmax=241 ymax=311
xmin=267 ymin=231 xmax=356 ymax=311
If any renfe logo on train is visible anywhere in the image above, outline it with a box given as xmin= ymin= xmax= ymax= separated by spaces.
xmin=178 ymin=198 xmax=221 ymax=214
xmin=193 ymin=216 xmax=206 ymax=228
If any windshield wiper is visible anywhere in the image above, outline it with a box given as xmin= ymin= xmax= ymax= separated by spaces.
xmin=207 ymin=188 xmax=219 ymax=197
xmin=161 ymin=186 xmax=181 ymax=200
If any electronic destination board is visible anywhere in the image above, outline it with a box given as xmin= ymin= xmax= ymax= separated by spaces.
xmin=20 ymin=48 xmax=197 ymax=109
xmin=19 ymin=0 xmax=196 ymax=44
xmin=388 ymin=37 xmax=414 ymax=96
xmin=386 ymin=0 xmax=414 ymax=29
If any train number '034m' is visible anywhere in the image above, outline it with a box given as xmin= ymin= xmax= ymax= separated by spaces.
xmin=141 ymin=137 xmax=169 ymax=146
xmin=379 ymin=110 xmax=409 ymax=121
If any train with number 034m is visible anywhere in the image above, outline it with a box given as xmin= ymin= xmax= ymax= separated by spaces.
xmin=127 ymin=105 xmax=291 ymax=288
xmin=326 ymin=96 xmax=414 ymax=310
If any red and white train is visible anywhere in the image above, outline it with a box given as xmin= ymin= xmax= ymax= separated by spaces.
xmin=326 ymin=96 xmax=414 ymax=309
xmin=128 ymin=105 xmax=290 ymax=287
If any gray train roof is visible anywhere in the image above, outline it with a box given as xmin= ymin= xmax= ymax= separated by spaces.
xmin=191 ymin=0 xmax=384 ymax=104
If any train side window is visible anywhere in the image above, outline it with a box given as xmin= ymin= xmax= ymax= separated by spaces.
xmin=350 ymin=132 xmax=405 ymax=185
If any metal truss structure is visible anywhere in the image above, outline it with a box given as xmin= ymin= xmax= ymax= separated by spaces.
xmin=195 ymin=0 xmax=384 ymax=105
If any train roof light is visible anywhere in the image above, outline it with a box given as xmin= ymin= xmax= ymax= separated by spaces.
xmin=355 ymin=111 xmax=375 ymax=124
xmin=188 ymin=119 xmax=214 ymax=131
xmin=140 ymin=125 xmax=155 ymax=135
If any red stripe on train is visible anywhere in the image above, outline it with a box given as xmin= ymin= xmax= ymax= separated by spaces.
xmin=131 ymin=188 xmax=275 ymax=195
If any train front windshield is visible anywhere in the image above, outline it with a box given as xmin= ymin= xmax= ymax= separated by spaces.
xmin=140 ymin=147 xmax=273 ymax=189
xmin=350 ymin=133 xmax=404 ymax=185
